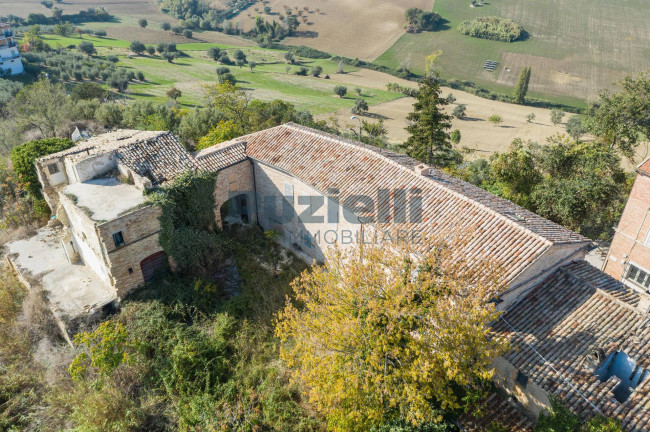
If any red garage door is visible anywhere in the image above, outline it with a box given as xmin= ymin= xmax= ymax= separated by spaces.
xmin=140 ymin=251 xmax=166 ymax=283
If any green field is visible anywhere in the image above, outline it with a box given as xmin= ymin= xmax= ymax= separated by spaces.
xmin=376 ymin=0 xmax=650 ymax=103
xmin=40 ymin=35 xmax=403 ymax=113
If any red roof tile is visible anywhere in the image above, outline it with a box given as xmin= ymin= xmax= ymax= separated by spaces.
xmin=494 ymin=261 xmax=650 ymax=431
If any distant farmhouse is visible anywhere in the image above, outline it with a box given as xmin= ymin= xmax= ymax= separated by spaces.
xmin=0 ymin=23 xmax=23 ymax=75
xmin=7 ymin=124 xmax=650 ymax=430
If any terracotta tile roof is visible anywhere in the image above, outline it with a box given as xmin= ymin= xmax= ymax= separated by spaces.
xmin=194 ymin=141 xmax=248 ymax=171
xmin=493 ymin=260 xmax=650 ymax=431
xmin=114 ymin=132 xmax=196 ymax=184
xmin=637 ymin=157 xmax=650 ymax=177
xmin=237 ymin=123 xmax=592 ymax=284
xmin=459 ymin=392 xmax=535 ymax=432
xmin=37 ymin=130 xmax=167 ymax=163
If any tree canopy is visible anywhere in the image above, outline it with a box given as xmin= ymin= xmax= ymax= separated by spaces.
xmin=402 ymin=74 xmax=460 ymax=167
xmin=276 ymin=241 xmax=506 ymax=431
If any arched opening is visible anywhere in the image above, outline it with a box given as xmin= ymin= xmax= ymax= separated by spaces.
xmin=220 ymin=194 xmax=250 ymax=228
xmin=140 ymin=251 xmax=166 ymax=283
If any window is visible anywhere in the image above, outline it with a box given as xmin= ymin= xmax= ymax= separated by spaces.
xmin=516 ymin=371 xmax=528 ymax=388
xmin=112 ymin=231 xmax=125 ymax=248
xmin=47 ymin=163 xmax=60 ymax=175
xmin=624 ymin=263 xmax=650 ymax=291
xmin=302 ymin=232 xmax=313 ymax=249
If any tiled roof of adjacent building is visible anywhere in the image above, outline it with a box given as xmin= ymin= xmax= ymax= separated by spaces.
xmin=493 ymin=260 xmax=650 ymax=431
xmin=637 ymin=157 xmax=650 ymax=177
xmin=38 ymin=130 xmax=167 ymax=163
xmin=194 ymin=141 xmax=248 ymax=172
xmin=234 ymin=123 xmax=592 ymax=284
xmin=458 ymin=392 xmax=535 ymax=432
xmin=114 ymin=132 xmax=196 ymax=184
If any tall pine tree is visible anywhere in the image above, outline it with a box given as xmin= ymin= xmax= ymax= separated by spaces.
xmin=513 ymin=66 xmax=531 ymax=104
xmin=401 ymin=73 xmax=460 ymax=167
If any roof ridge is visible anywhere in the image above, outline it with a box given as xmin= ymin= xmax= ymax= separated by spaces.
xmin=283 ymin=122 xmax=558 ymax=246
xmin=559 ymin=265 xmax=640 ymax=313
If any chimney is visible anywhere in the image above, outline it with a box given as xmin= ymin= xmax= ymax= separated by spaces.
xmin=414 ymin=163 xmax=430 ymax=176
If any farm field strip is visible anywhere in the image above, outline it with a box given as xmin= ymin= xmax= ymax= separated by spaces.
xmin=377 ymin=0 xmax=650 ymax=102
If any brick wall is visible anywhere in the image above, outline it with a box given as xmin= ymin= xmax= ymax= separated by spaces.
xmin=604 ymin=173 xmax=650 ymax=283
xmin=213 ymin=160 xmax=256 ymax=228
xmin=98 ymin=205 xmax=163 ymax=297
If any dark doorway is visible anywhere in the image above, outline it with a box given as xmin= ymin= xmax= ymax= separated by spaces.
xmin=140 ymin=251 xmax=166 ymax=283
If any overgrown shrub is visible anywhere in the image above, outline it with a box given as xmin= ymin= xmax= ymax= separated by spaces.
xmin=457 ymin=16 xmax=526 ymax=42
xmin=10 ymin=137 xmax=73 ymax=199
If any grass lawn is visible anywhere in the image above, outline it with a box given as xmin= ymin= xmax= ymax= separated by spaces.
xmin=66 ymin=42 xmax=406 ymax=113
xmin=376 ymin=0 xmax=650 ymax=104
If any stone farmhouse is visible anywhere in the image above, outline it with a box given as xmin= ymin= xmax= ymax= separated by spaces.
xmin=7 ymin=123 xmax=650 ymax=430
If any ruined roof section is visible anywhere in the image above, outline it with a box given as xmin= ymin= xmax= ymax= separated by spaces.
xmin=458 ymin=393 xmax=535 ymax=432
xmin=114 ymin=132 xmax=196 ymax=184
xmin=493 ymin=260 xmax=650 ymax=431
xmin=240 ymin=123 xmax=592 ymax=284
xmin=37 ymin=130 xmax=167 ymax=163
xmin=194 ymin=141 xmax=248 ymax=171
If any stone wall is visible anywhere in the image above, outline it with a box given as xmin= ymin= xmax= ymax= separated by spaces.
xmin=98 ymin=205 xmax=163 ymax=297
xmin=500 ymin=242 xmax=591 ymax=310
xmin=492 ymin=357 xmax=551 ymax=419
xmin=252 ymin=159 xmax=363 ymax=263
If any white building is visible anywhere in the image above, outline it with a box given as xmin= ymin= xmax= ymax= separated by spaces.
xmin=0 ymin=23 xmax=24 ymax=76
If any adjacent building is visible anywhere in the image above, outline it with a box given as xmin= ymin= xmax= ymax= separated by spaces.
xmin=604 ymin=158 xmax=650 ymax=293
xmin=0 ymin=23 xmax=23 ymax=75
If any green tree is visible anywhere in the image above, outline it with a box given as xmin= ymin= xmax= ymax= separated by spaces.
xmin=489 ymin=139 xmax=542 ymax=208
xmin=565 ymin=116 xmax=586 ymax=142
xmin=550 ymin=108 xmax=565 ymax=125
xmin=453 ymin=104 xmax=466 ymax=119
xmin=11 ymin=137 xmax=73 ymax=201
xmin=196 ymin=120 xmax=243 ymax=150
xmin=166 ymin=86 xmax=182 ymax=101
xmin=11 ymin=79 xmax=71 ymax=137
xmin=138 ymin=18 xmax=148 ymax=28
xmin=161 ymin=22 xmax=171 ymax=31
xmin=584 ymin=72 xmax=650 ymax=159
xmin=70 ymin=82 xmax=105 ymax=101
xmin=513 ymin=66 xmax=531 ymax=104
xmin=76 ymin=41 xmax=96 ymax=56
xmin=333 ymin=85 xmax=347 ymax=98
xmin=129 ymin=40 xmax=146 ymax=55
xmin=526 ymin=112 xmax=535 ymax=123
xmin=451 ymin=129 xmax=461 ymax=144
xmin=276 ymin=242 xmax=506 ymax=431
xmin=351 ymin=98 xmax=368 ymax=114
xmin=203 ymin=82 xmax=251 ymax=131
xmin=311 ymin=65 xmax=323 ymax=77
xmin=402 ymin=74 xmax=459 ymax=167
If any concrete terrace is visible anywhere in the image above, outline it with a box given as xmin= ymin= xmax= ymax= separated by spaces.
xmin=6 ymin=226 xmax=115 ymax=317
xmin=63 ymin=178 xmax=146 ymax=221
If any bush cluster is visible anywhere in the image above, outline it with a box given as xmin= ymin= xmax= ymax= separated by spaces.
xmin=404 ymin=7 xmax=443 ymax=33
xmin=457 ymin=16 xmax=526 ymax=42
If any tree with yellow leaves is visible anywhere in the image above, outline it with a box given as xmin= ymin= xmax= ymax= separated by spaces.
xmin=275 ymin=237 xmax=507 ymax=431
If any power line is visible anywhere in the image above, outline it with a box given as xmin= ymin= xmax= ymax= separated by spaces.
xmin=498 ymin=316 xmax=605 ymax=416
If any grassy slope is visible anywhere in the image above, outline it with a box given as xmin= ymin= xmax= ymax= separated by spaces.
xmin=376 ymin=0 xmax=650 ymax=107
xmin=41 ymin=35 xmax=404 ymax=113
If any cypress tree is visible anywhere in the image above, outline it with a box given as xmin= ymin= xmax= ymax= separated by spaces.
xmin=401 ymin=73 xmax=460 ymax=167
xmin=514 ymin=66 xmax=531 ymax=104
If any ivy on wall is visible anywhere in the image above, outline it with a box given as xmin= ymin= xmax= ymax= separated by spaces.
xmin=149 ymin=170 xmax=232 ymax=276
